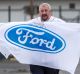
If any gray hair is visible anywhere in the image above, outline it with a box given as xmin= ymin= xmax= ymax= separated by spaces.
xmin=39 ymin=3 xmax=51 ymax=11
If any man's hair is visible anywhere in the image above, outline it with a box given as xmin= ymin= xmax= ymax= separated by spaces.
xmin=39 ymin=3 xmax=51 ymax=11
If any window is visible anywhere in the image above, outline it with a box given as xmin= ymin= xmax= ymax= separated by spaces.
xmin=69 ymin=3 xmax=75 ymax=9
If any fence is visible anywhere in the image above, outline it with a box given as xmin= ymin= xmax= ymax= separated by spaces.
xmin=0 ymin=6 xmax=80 ymax=23
xmin=53 ymin=6 xmax=80 ymax=23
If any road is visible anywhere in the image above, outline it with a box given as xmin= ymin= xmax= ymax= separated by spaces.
xmin=0 ymin=60 xmax=30 ymax=74
xmin=0 ymin=60 xmax=80 ymax=74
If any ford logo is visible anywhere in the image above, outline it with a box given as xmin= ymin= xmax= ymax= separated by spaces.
xmin=5 ymin=24 xmax=66 ymax=53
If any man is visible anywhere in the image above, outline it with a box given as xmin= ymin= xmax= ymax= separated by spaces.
xmin=30 ymin=3 xmax=65 ymax=74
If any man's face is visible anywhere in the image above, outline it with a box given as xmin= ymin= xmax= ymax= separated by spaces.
xmin=39 ymin=5 xmax=51 ymax=21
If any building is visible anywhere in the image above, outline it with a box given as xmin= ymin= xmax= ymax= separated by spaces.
xmin=0 ymin=0 xmax=80 ymax=22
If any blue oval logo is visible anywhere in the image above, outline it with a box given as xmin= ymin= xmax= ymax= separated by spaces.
xmin=5 ymin=24 xmax=66 ymax=53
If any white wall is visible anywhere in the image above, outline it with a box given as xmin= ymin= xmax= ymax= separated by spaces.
xmin=0 ymin=0 xmax=80 ymax=22
xmin=0 ymin=0 xmax=31 ymax=22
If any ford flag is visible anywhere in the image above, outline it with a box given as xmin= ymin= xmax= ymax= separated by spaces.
xmin=5 ymin=24 xmax=66 ymax=53
xmin=0 ymin=22 xmax=80 ymax=74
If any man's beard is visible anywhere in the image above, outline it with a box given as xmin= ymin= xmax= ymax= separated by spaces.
xmin=41 ymin=14 xmax=48 ymax=21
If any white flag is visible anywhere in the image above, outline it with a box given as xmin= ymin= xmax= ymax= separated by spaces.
xmin=0 ymin=23 xmax=11 ymax=58
xmin=0 ymin=22 xmax=80 ymax=74
xmin=0 ymin=39 xmax=11 ymax=58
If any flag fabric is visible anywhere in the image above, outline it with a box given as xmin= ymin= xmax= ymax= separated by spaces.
xmin=0 ymin=23 xmax=12 ymax=58
xmin=0 ymin=22 xmax=80 ymax=74
xmin=0 ymin=39 xmax=11 ymax=58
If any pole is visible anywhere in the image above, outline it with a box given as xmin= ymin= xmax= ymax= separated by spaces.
xmin=30 ymin=0 xmax=34 ymax=19
xmin=59 ymin=6 xmax=62 ymax=19
xmin=8 ymin=6 xmax=11 ymax=22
